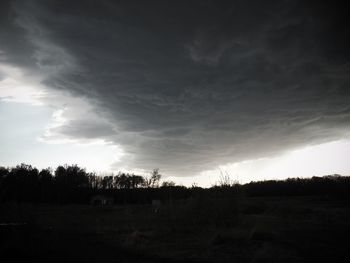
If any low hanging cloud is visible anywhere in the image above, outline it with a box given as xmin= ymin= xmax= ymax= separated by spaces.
xmin=1 ymin=0 xmax=350 ymax=176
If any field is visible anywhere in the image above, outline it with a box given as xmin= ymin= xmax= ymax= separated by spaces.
xmin=1 ymin=195 xmax=350 ymax=262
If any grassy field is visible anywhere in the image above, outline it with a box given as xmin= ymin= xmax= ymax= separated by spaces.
xmin=1 ymin=195 xmax=349 ymax=262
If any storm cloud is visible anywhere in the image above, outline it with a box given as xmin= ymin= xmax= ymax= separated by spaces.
xmin=1 ymin=0 xmax=350 ymax=176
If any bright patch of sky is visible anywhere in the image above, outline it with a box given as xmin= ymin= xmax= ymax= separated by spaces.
xmin=171 ymin=140 xmax=350 ymax=187
xmin=0 ymin=101 xmax=123 ymax=173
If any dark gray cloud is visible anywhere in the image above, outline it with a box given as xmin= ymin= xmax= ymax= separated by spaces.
xmin=1 ymin=0 xmax=350 ymax=175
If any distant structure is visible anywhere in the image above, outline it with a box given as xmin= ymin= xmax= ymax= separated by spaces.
xmin=90 ymin=194 xmax=114 ymax=206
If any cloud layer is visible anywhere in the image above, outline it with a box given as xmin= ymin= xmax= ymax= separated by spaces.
xmin=1 ymin=0 xmax=350 ymax=176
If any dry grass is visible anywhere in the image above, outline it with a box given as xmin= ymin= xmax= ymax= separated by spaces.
xmin=1 ymin=196 xmax=350 ymax=262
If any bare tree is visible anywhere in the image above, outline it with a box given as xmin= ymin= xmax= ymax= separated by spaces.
xmin=150 ymin=168 xmax=161 ymax=188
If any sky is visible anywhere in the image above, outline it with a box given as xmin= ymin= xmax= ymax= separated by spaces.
xmin=1 ymin=0 xmax=350 ymax=186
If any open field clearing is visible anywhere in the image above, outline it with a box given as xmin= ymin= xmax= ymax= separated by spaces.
xmin=1 ymin=195 xmax=349 ymax=262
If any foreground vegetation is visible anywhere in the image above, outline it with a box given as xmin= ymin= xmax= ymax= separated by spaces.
xmin=1 ymin=195 xmax=349 ymax=262
xmin=1 ymin=163 xmax=350 ymax=262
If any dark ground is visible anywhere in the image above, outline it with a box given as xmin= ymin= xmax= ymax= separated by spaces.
xmin=1 ymin=195 xmax=350 ymax=263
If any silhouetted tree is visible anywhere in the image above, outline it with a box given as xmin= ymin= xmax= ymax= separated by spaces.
xmin=38 ymin=168 xmax=53 ymax=202
xmin=130 ymin=174 xmax=145 ymax=188
xmin=88 ymin=173 xmax=101 ymax=189
xmin=150 ymin=168 xmax=161 ymax=188
xmin=101 ymin=175 xmax=113 ymax=189
xmin=116 ymin=173 xmax=130 ymax=189
xmin=0 ymin=166 xmax=9 ymax=201
xmin=39 ymin=168 xmax=53 ymax=183
xmin=54 ymin=164 xmax=89 ymax=203
xmin=55 ymin=164 xmax=88 ymax=188
xmin=7 ymin=163 xmax=40 ymax=202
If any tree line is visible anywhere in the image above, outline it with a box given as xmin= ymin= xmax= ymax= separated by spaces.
xmin=0 ymin=164 xmax=175 ymax=203
xmin=1 ymin=163 xmax=349 ymax=204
